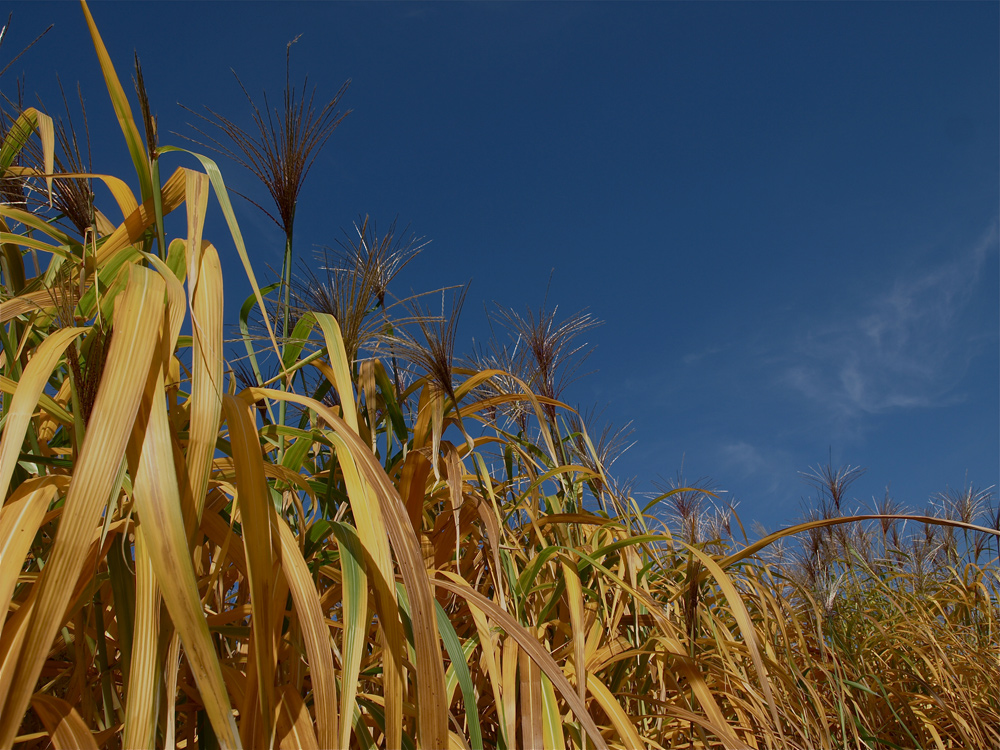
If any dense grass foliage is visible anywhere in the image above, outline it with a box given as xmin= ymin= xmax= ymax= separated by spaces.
xmin=1 ymin=5 xmax=997 ymax=748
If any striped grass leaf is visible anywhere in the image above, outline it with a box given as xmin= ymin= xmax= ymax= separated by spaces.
xmin=0 ymin=219 xmax=26 ymax=294
xmin=95 ymin=166 xmax=187 ymax=265
xmin=30 ymin=694 xmax=100 ymax=750
xmin=79 ymin=0 xmax=152 ymax=202
xmin=678 ymin=540 xmax=784 ymax=746
xmin=184 ymin=170 xmax=209 ymax=285
xmin=464 ymin=585 xmax=512 ymax=748
xmin=0 ymin=325 xmax=88 ymax=498
xmin=129 ymin=336 xmax=240 ymax=748
xmin=158 ymin=144 xmax=281 ymax=357
xmin=314 ymin=312 xmax=359 ymax=432
xmin=122 ymin=527 xmax=160 ymax=750
xmin=500 ymin=637 xmax=519 ymax=749
xmin=327 ymin=436 xmax=405 ymax=750
xmin=0 ymin=266 xmax=164 ymax=748
xmin=0 ymin=107 xmax=53 ymax=199
xmin=0 ymin=205 xmax=76 ymax=255
xmin=275 ymin=519 xmax=339 ymax=749
xmin=519 ymin=646 xmax=544 ymax=750
xmin=242 ymin=385 xmax=449 ymax=750
xmin=221 ymin=394 xmax=277 ymax=748
xmin=3 ymin=165 xmax=138 ymax=218
xmin=163 ymin=633 xmax=183 ymax=750
xmin=539 ymin=672 xmax=566 ymax=750
xmin=719 ymin=513 xmax=1000 ymax=570
xmin=435 ymin=599 xmax=485 ymax=750
xmin=560 ymin=558 xmax=587 ymax=703
xmin=434 ymin=573 xmax=611 ymax=750
xmin=330 ymin=521 xmax=368 ymax=750
xmin=0 ymin=479 xmax=60 ymax=623
xmin=275 ymin=686 xmax=320 ymax=750
xmin=187 ymin=240 xmax=225 ymax=528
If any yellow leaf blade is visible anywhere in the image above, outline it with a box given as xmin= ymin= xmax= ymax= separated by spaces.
xmin=240 ymin=386 xmax=447 ymax=750
xmin=0 ymin=326 xmax=89 ymax=499
xmin=31 ymin=694 xmax=99 ymax=750
xmin=276 ymin=520 xmax=339 ymax=750
xmin=122 ymin=528 xmax=160 ymax=750
xmin=434 ymin=574 xmax=610 ymax=750
xmin=222 ymin=395 xmax=276 ymax=748
xmin=0 ymin=266 xmax=163 ymax=748
xmin=0 ymin=480 xmax=59 ymax=623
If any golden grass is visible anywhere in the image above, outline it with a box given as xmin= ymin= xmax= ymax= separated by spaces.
xmin=1 ymin=4 xmax=998 ymax=748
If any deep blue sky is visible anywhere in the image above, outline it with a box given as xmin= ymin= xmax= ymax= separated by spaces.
xmin=8 ymin=2 xmax=999 ymax=530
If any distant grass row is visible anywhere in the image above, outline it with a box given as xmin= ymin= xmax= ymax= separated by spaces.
xmin=0 ymin=4 xmax=997 ymax=748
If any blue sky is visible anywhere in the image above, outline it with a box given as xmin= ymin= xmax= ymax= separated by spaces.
xmin=8 ymin=2 xmax=999 ymax=530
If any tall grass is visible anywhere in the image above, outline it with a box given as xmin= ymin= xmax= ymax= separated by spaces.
xmin=1 ymin=5 xmax=997 ymax=748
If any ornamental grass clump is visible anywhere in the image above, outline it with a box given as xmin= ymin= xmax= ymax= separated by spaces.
xmin=0 ymin=5 xmax=998 ymax=749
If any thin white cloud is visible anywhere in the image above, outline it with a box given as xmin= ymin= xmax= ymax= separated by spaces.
xmin=682 ymin=345 xmax=724 ymax=366
xmin=717 ymin=440 xmax=794 ymax=496
xmin=781 ymin=224 xmax=998 ymax=428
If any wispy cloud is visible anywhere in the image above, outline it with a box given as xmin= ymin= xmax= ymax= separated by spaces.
xmin=781 ymin=225 xmax=998 ymax=429
xmin=717 ymin=440 xmax=794 ymax=496
xmin=682 ymin=345 xmax=724 ymax=366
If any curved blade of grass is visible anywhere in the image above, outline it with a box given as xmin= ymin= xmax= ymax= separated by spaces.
xmin=237 ymin=282 xmax=280 ymax=397
xmin=129 ymin=337 xmax=240 ymax=748
xmin=540 ymin=673 xmax=565 ymax=750
xmin=3 ymin=166 xmax=138 ymax=218
xmin=435 ymin=599 xmax=484 ymax=750
xmin=0 ymin=232 xmax=75 ymax=260
xmin=585 ymin=673 xmax=647 ymax=749
xmin=0 ymin=326 xmax=88 ymax=499
xmin=677 ymin=541 xmax=783 ymax=744
xmin=275 ymin=518 xmax=339 ymax=750
xmin=560 ymin=558 xmax=587 ymax=704
xmin=276 ymin=686 xmax=320 ymax=750
xmin=79 ymin=0 xmax=152 ymax=201
xmin=282 ymin=311 xmax=316 ymax=373
xmin=373 ymin=360 xmax=408 ymax=446
xmin=330 ymin=522 xmax=368 ymax=750
xmin=0 ymin=107 xmax=53 ymax=199
xmin=185 ymin=170 xmax=209 ymax=290
xmin=0 ymin=479 xmax=59 ymax=623
xmin=96 ymin=166 xmax=186 ymax=265
xmin=0 ymin=266 xmax=163 ymax=749
xmin=359 ymin=359 xmax=377 ymax=449
xmin=519 ymin=646 xmax=544 ymax=750
xmin=122 ymin=527 xmax=160 ymax=750
xmin=315 ymin=312 xmax=405 ymax=743
xmin=163 ymin=633 xmax=182 ymax=750
xmin=433 ymin=574 xmax=610 ymax=750
xmin=0 ymin=206 xmax=77 ymax=249
xmin=222 ymin=394 xmax=276 ymax=748
xmin=327 ymin=437 xmax=404 ymax=750
xmin=187 ymin=240 xmax=225 ymax=528
xmin=720 ymin=514 xmax=1000 ymax=569
xmin=166 ymin=236 xmax=186 ymax=281
xmin=315 ymin=312 xmax=359 ymax=433
xmin=31 ymin=694 xmax=99 ymax=750
xmin=501 ymin=638 xmax=519 ymax=750
xmin=78 ymin=245 xmax=141 ymax=320
xmin=240 ymin=386 xmax=447 ymax=750
xmin=464 ymin=591 xmax=510 ymax=748
xmin=158 ymin=145 xmax=280 ymax=356
xmin=0 ymin=220 xmax=25 ymax=295
xmin=138 ymin=251 xmax=184 ymax=348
